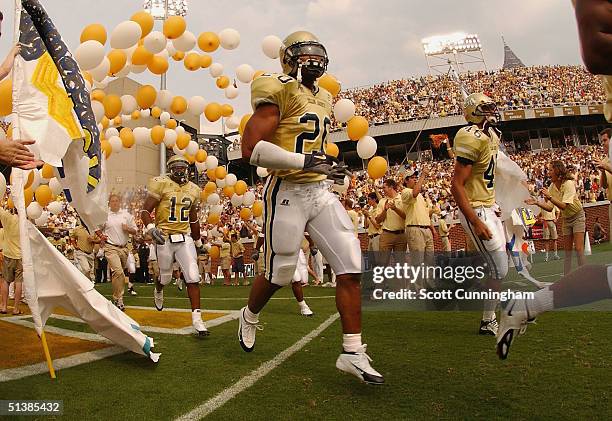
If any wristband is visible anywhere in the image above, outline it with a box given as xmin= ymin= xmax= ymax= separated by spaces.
xmin=194 ymin=239 xmax=203 ymax=248
xmin=249 ymin=141 xmax=305 ymax=170
xmin=146 ymin=223 xmax=156 ymax=231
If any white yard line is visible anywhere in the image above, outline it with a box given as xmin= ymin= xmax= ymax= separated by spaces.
xmin=108 ymin=295 xmax=337 ymax=301
xmin=174 ymin=312 xmax=340 ymax=421
xmin=0 ymin=347 xmax=125 ymax=383
xmin=2 ymin=316 xmax=111 ymax=343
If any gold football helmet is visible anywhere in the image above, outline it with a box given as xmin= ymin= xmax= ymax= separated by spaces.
xmin=279 ymin=31 xmax=328 ymax=82
xmin=463 ymin=93 xmax=500 ymax=125
xmin=167 ymin=154 xmax=190 ymax=185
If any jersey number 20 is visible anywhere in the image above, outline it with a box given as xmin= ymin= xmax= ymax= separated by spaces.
xmin=295 ymin=112 xmax=331 ymax=154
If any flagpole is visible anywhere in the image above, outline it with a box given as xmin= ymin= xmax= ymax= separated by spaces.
xmin=11 ymin=0 xmax=56 ymax=380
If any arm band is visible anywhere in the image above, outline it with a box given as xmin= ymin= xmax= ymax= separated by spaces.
xmin=249 ymin=141 xmax=305 ymax=170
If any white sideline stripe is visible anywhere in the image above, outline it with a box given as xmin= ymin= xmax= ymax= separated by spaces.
xmin=175 ymin=312 xmax=340 ymax=420
xmin=0 ymin=347 xmax=125 ymax=383
xmin=2 ymin=316 xmax=111 ymax=343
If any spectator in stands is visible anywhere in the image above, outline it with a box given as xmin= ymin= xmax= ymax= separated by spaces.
xmin=230 ymin=233 xmax=247 ymax=286
xmin=0 ymin=207 xmax=22 ymax=315
xmin=363 ymin=192 xmax=382 ymax=251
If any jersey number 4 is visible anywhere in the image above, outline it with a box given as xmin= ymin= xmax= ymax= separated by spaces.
xmin=295 ymin=113 xmax=331 ymax=154
xmin=169 ymin=197 xmax=192 ymax=223
xmin=484 ymin=156 xmax=496 ymax=189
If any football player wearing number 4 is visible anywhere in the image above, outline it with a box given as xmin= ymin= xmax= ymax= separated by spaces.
xmin=238 ymin=31 xmax=383 ymax=385
xmin=141 ymin=155 xmax=209 ymax=336
xmin=451 ymin=93 xmax=509 ymax=336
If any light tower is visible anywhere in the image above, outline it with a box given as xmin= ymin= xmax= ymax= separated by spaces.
xmin=143 ymin=0 xmax=188 ymax=174
xmin=421 ymin=32 xmax=487 ymax=75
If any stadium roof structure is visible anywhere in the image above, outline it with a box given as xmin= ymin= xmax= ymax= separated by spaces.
xmin=502 ymin=36 xmax=525 ymax=69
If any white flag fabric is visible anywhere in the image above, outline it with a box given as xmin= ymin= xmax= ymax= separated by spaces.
xmin=495 ymin=150 xmax=539 ymax=221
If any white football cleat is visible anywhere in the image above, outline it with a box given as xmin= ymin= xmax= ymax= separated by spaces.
xmin=478 ymin=316 xmax=499 ymax=336
xmin=192 ymin=316 xmax=210 ymax=336
xmin=238 ymin=306 xmax=262 ymax=352
xmin=154 ymin=288 xmax=164 ymax=311
xmin=496 ymin=300 xmax=534 ymax=360
xmin=300 ymin=304 xmax=314 ymax=317
xmin=336 ymin=345 xmax=384 ymax=385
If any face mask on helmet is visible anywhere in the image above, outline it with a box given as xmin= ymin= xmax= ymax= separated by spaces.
xmin=169 ymin=162 xmax=189 ymax=184
xmin=474 ymin=102 xmax=501 ymax=125
xmin=283 ymin=42 xmax=328 ymax=84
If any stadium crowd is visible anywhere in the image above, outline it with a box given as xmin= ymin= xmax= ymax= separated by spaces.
xmin=334 ymin=66 xmax=606 ymax=127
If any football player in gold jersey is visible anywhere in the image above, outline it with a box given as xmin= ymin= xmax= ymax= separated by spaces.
xmin=451 ymin=93 xmax=509 ymax=336
xmin=238 ymin=31 xmax=383 ymax=384
xmin=141 ymin=155 xmax=209 ymax=335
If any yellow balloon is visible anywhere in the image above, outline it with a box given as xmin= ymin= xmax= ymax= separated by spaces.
xmin=222 ymin=185 xmax=235 ymax=197
xmin=35 ymin=184 xmax=53 ymax=207
xmin=0 ymin=78 xmax=12 ymax=117
xmin=209 ymin=245 xmax=220 ymax=258
xmin=136 ymin=84 xmax=157 ymax=109
xmin=253 ymin=70 xmax=265 ymax=80
xmin=80 ymin=23 xmax=107 ymax=44
xmin=220 ymin=104 xmax=234 ymax=117
xmin=163 ymin=15 xmax=186 ymax=40
xmin=240 ymin=208 xmax=252 ymax=221
xmin=325 ymin=142 xmax=339 ymax=158
xmin=170 ymin=96 xmax=188 ymax=115
xmin=215 ymin=166 xmax=227 ymax=180
xmin=103 ymin=94 xmax=122 ymax=119
xmin=82 ymin=71 xmax=93 ymax=85
xmin=151 ymin=125 xmax=165 ymax=145
xmin=234 ymin=180 xmax=248 ymax=196
xmin=24 ymin=188 xmax=34 ymax=207
xmin=151 ymin=106 xmax=162 ymax=118
xmin=216 ymin=76 xmax=230 ymax=89
xmin=347 ymin=116 xmax=369 ymax=141
xmin=120 ymin=127 xmax=135 ymax=148
xmin=91 ymin=89 xmax=105 ymax=102
xmin=11 ymin=170 xmax=34 ymax=189
xmin=101 ymin=116 xmax=110 ymax=129
xmin=318 ymin=73 xmax=341 ymax=97
xmin=184 ymin=53 xmax=201 ymax=71
xmin=166 ymin=119 xmax=178 ymax=129
xmin=185 ymin=154 xmax=195 ymax=164
xmin=206 ymin=168 xmax=217 ymax=181
xmin=6 ymin=124 xmax=12 ymax=139
xmin=107 ymin=50 xmax=127 ymax=75
xmin=100 ymin=140 xmax=113 ymax=159
xmin=195 ymin=149 xmax=208 ymax=163
xmin=204 ymin=102 xmax=222 ymax=122
xmin=204 ymin=181 xmax=217 ymax=194
xmin=198 ymin=32 xmax=219 ymax=53
xmin=172 ymin=51 xmax=185 ymax=61
xmin=367 ymin=156 xmax=388 ymax=180
xmin=131 ymin=45 xmax=153 ymax=66
xmin=208 ymin=213 xmax=220 ymax=225
xmin=113 ymin=116 xmax=122 ymax=126
xmin=148 ymin=55 xmax=169 ymax=75
xmin=131 ymin=110 xmax=141 ymax=120
xmin=239 ymin=113 xmax=252 ymax=136
xmin=199 ymin=54 xmax=212 ymax=68
xmin=131 ymin=10 xmax=154 ymax=38
xmin=176 ymin=133 xmax=190 ymax=150
xmin=252 ymin=200 xmax=263 ymax=217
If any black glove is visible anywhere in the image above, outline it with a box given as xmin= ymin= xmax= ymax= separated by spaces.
xmin=303 ymin=153 xmax=352 ymax=184
xmin=148 ymin=227 xmax=166 ymax=245
xmin=251 ymin=251 xmax=260 ymax=261
xmin=310 ymin=247 xmax=318 ymax=256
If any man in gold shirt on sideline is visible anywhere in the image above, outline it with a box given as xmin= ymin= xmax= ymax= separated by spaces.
xmin=438 ymin=211 xmax=452 ymax=252
xmin=401 ymin=168 xmax=435 ymax=265
xmin=538 ymin=201 xmax=560 ymax=262
xmin=0 ymin=207 xmax=23 ymax=315
xmin=363 ymin=192 xmax=382 ymax=251
xmin=71 ymin=220 xmax=100 ymax=281
xmin=375 ymin=179 xmax=407 ymax=252
xmin=230 ymin=233 xmax=247 ymax=286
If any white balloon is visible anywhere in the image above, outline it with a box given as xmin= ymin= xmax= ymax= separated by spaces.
xmin=131 ymin=63 xmax=147 ymax=74
xmin=256 ymin=167 xmax=269 ymax=177
xmin=209 ymin=62 xmax=224 ymax=78
xmin=134 ymin=127 xmax=150 ymax=144
xmin=110 ymin=21 xmax=142 ymax=49
xmin=163 ymin=129 xmax=177 ymax=148
xmin=121 ymin=113 xmax=132 ymax=122
xmin=195 ymin=161 xmax=206 ymax=173
xmin=216 ymin=178 xmax=226 ymax=188
xmin=211 ymin=227 xmax=222 ymax=237
xmin=0 ymin=173 xmax=6 ymax=199
xmin=90 ymin=56 xmax=110 ymax=82
xmin=93 ymin=78 xmax=109 ymax=89
xmin=123 ymin=44 xmax=138 ymax=60
xmin=186 ymin=141 xmax=199 ymax=156
xmin=262 ymin=35 xmax=282 ymax=59
xmin=109 ymin=136 xmax=123 ymax=154
xmin=243 ymin=191 xmax=256 ymax=207
xmin=84 ymin=79 xmax=93 ymax=93
xmin=140 ymin=108 xmax=151 ymax=118
xmin=205 ymin=156 xmax=218 ymax=169
xmin=224 ymin=85 xmax=239 ymax=99
xmin=27 ymin=201 xmax=43 ymax=220
xmin=210 ymin=204 xmax=223 ymax=215
xmin=172 ymin=145 xmax=185 ymax=156
xmin=166 ymin=41 xmax=177 ymax=56
xmin=49 ymin=178 xmax=63 ymax=195
xmin=356 ymin=136 xmax=377 ymax=159
xmin=225 ymin=115 xmax=240 ymax=130
xmin=187 ymin=96 xmax=206 ymax=115
xmin=175 ymin=126 xmax=186 ymax=135
xmin=172 ymin=30 xmax=196 ymax=52
xmin=231 ymin=194 xmax=244 ymax=207
xmin=159 ymin=111 xmax=171 ymax=125
xmin=75 ymin=40 xmax=105 ymax=71
xmin=144 ymin=31 xmax=167 ymax=54
xmin=35 ymin=211 xmax=50 ymax=227
xmin=332 ymin=176 xmax=350 ymax=194
xmin=114 ymin=64 xmax=131 ymax=78
xmin=225 ymin=173 xmax=237 ymax=186
xmin=105 ymin=127 xmax=119 ymax=139
xmin=206 ymin=193 xmax=220 ymax=205
xmin=121 ymin=95 xmax=138 ymax=114
xmin=333 ymin=99 xmax=356 ymax=124
xmin=219 ymin=28 xmax=240 ymax=50
xmin=235 ymin=64 xmax=255 ymax=83
xmin=48 ymin=201 xmax=65 ymax=215
xmin=155 ymin=89 xmax=173 ymax=109
xmin=92 ymin=100 xmax=105 ymax=123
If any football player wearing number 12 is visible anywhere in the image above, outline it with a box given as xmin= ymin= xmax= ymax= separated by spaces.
xmin=141 ymin=155 xmax=209 ymax=336
xmin=238 ymin=31 xmax=384 ymax=384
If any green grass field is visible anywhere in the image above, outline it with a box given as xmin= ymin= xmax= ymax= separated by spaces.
xmin=1 ymin=245 xmax=612 ymax=420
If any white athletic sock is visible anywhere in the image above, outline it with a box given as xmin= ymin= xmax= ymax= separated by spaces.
xmin=512 ymin=287 xmax=554 ymax=317
xmin=482 ymin=299 xmax=498 ymax=321
xmin=244 ymin=306 xmax=259 ymax=324
xmin=192 ymin=309 xmax=202 ymax=321
xmin=342 ymin=333 xmax=363 ymax=353
xmin=297 ymin=300 xmax=307 ymax=308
